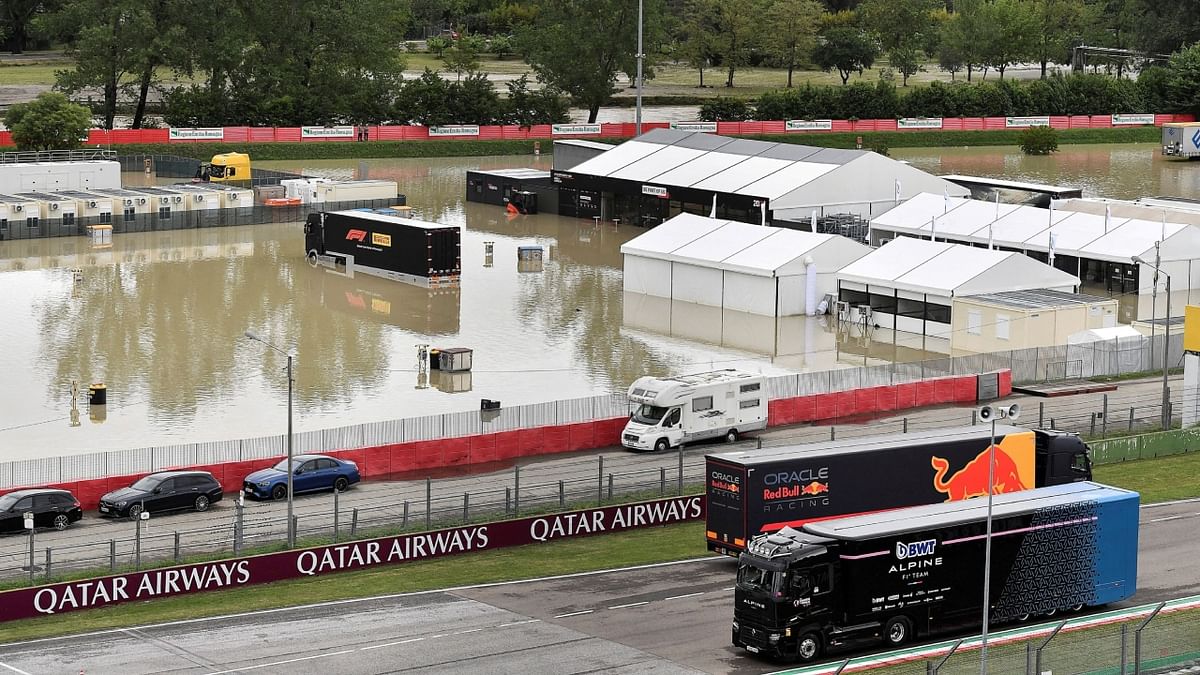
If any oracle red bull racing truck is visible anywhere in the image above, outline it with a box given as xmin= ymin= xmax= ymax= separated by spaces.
xmin=706 ymin=425 xmax=1091 ymax=555
xmin=732 ymin=482 xmax=1138 ymax=662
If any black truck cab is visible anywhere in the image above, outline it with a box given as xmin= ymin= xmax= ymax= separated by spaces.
xmin=1035 ymin=429 xmax=1093 ymax=485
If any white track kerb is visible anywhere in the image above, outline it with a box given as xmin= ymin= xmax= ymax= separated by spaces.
xmin=769 ymin=594 xmax=1200 ymax=675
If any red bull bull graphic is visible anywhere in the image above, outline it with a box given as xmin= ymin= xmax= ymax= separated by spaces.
xmin=930 ymin=438 xmax=1031 ymax=501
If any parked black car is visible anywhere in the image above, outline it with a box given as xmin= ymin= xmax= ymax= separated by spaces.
xmin=0 ymin=488 xmax=83 ymax=532
xmin=98 ymin=470 xmax=223 ymax=519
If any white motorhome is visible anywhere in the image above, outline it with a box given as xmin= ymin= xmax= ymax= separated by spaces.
xmin=621 ymin=369 xmax=768 ymax=452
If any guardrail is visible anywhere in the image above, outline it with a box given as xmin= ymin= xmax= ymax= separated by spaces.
xmin=0 ymin=114 xmax=1192 ymax=147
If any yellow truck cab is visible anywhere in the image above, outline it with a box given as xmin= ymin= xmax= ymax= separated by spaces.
xmin=196 ymin=153 xmax=252 ymax=183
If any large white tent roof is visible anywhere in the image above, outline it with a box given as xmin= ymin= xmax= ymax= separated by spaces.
xmin=621 ymin=213 xmax=869 ymax=277
xmin=568 ymin=130 xmax=967 ymax=210
xmin=838 ymin=236 xmax=1080 ymax=296
xmin=873 ymin=193 xmax=1200 ymax=263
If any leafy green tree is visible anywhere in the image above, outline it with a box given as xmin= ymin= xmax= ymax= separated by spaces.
xmin=936 ymin=12 xmax=967 ymax=80
xmin=711 ymin=0 xmax=766 ymax=87
xmin=503 ymin=74 xmax=569 ymax=127
xmin=488 ymin=33 xmax=513 ymax=59
xmin=764 ymin=0 xmax=823 ymax=87
xmin=1135 ymin=0 xmax=1200 ymax=54
xmin=678 ymin=0 xmax=718 ymax=87
xmin=1 ymin=0 xmax=52 ymax=53
xmin=813 ymin=26 xmax=878 ymax=85
xmin=3 ymin=92 xmax=91 ymax=150
xmin=443 ymin=41 xmax=481 ymax=79
xmin=859 ymin=0 xmax=938 ymax=85
xmin=519 ymin=0 xmax=664 ymax=123
xmin=981 ymin=0 xmax=1038 ymax=79
xmin=1030 ymin=0 xmax=1086 ymax=79
xmin=1163 ymin=42 xmax=1200 ymax=115
xmin=427 ymin=35 xmax=452 ymax=56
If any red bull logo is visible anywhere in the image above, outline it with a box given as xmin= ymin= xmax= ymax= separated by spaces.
xmin=931 ymin=446 xmax=1028 ymax=502
xmin=763 ymin=481 xmax=829 ymax=501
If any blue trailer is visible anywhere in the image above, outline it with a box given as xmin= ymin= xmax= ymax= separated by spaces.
xmin=732 ymin=482 xmax=1139 ymax=662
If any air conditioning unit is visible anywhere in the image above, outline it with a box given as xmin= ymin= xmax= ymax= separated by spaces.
xmin=173 ymin=196 xmax=182 ymax=204
xmin=229 ymin=193 xmax=239 ymax=201
xmin=50 ymin=202 xmax=59 ymax=211
xmin=193 ymin=195 xmax=204 ymax=203
xmin=87 ymin=200 xmax=97 ymax=208
xmin=124 ymin=199 xmax=133 ymax=207
xmin=160 ymin=196 xmax=170 ymax=205
xmin=13 ymin=205 xmax=22 ymax=212
xmin=136 ymin=198 xmax=146 ymax=205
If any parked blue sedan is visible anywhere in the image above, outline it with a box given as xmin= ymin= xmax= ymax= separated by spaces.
xmin=242 ymin=455 xmax=360 ymax=500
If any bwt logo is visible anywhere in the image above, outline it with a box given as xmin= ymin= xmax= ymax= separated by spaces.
xmin=346 ymin=229 xmax=368 ymax=242
xmin=1191 ymin=129 xmax=1200 ymax=148
xmin=895 ymin=538 xmax=937 ymax=560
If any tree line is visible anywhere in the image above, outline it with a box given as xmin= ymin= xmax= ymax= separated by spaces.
xmin=3 ymin=0 xmax=1200 ymax=127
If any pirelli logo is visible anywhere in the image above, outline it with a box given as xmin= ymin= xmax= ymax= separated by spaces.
xmin=372 ymin=232 xmax=391 ymax=247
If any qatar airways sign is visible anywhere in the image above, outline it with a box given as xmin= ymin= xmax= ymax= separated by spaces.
xmin=0 ymin=496 xmax=704 ymax=622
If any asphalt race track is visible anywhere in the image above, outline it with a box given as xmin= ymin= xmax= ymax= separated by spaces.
xmin=0 ymin=498 xmax=1197 ymax=674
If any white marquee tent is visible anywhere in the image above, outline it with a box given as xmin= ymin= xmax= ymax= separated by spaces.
xmin=621 ymin=213 xmax=871 ymax=316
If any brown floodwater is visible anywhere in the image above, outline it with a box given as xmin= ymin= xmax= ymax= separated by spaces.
xmin=0 ymin=144 xmax=1184 ymax=459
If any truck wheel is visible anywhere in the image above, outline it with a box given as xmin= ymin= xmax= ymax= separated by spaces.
xmin=654 ymin=438 xmax=670 ymax=453
xmin=883 ymin=616 xmax=912 ymax=647
xmin=725 ymin=428 xmax=739 ymax=443
xmin=307 ymin=250 xmax=319 ymax=267
xmin=795 ymin=633 xmax=822 ymax=662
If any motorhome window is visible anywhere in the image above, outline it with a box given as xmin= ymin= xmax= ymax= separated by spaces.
xmin=632 ymin=404 xmax=668 ymax=425
xmin=0 ymin=219 xmax=6 ymax=231
xmin=739 ymin=382 xmax=760 ymax=393
xmin=739 ymin=398 xmax=760 ymax=409
xmin=693 ymin=396 xmax=713 ymax=412
xmin=100 ymin=212 xmax=112 ymax=224
xmin=124 ymin=207 xmax=135 ymax=222
xmin=26 ymin=217 xmax=38 ymax=228
xmin=737 ymin=563 xmax=778 ymax=594
xmin=62 ymin=213 xmax=75 ymax=226
xmin=158 ymin=206 xmax=170 ymax=219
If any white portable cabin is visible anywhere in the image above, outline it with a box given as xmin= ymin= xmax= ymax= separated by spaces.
xmin=199 ymin=184 xmax=253 ymax=209
xmin=88 ymin=188 xmax=155 ymax=216
xmin=11 ymin=191 xmax=76 ymax=221
xmin=620 ymin=369 xmax=768 ymax=451
xmin=166 ymin=184 xmax=223 ymax=211
xmin=50 ymin=190 xmax=114 ymax=221
xmin=0 ymin=160 xmax=121 ymax=193
xmin=281 ymin=178 xmax=332 ymax=203
xmin=0 ymin=193 xmax=43 ymax=232
xmin=124 ymin=186 xmax=190 ymax=211
xmin=320 ymin=180 xmax=399 ymax=203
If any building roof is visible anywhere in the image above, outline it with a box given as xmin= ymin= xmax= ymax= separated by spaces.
xmin=873 ymin=193 xmax=1200 ymax=264
xmin=838 ymin=236 xmax=1080 ymax=297
xmin=467 ymin=168 xmax=551 ymax=180
xmin=620 ymin=213 xmax=870 ymax=278
xmin=804 ymin=482 xmax=1131 ymax=542
xmin=567 ymin=131 xmax=967 ymax=210
xmin=960 ymin=288 xmax=1114 ymax=310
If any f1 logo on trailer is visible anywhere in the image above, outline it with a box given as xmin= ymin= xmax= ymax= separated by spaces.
xmin=895 ymin=538 xmax=937 ymax=559
xmin=346 ymin=229 xmax=368 ymax=242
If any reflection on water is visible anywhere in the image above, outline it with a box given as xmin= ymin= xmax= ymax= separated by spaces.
xmin=891 ymin=143 xmax=1200 ymax=200
xmin=3 ymin=145 xmax=1183 ymax=458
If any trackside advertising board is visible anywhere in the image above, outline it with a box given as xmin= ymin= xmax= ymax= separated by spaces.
xmin=0 ymin=496 xmax=703 ymax=622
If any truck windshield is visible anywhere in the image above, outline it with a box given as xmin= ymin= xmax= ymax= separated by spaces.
xmin=737 ymin=563 xmax=781 ymax=595
xmin=632 ymin=404 xmax=668 ymax=425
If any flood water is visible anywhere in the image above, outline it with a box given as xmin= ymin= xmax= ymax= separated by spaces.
xmin=0 ymin=143 xmax=1190 ymax=459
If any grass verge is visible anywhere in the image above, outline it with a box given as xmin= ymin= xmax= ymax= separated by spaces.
xmin=105 ymin=126 xmax=1161 ymax=163
xmin=0 ymin=450 xmax=1193 ymax=645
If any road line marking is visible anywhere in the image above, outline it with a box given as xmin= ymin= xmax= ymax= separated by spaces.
xmin=497 ymin=619 xmax=541 ymax=627
xmin=360 ymin=637 xmax=424 ymax=651
xmin=454 ymin=628 xmax=483 ymax=635
xmin=553 ymin=610 xmax=594 ymax=618
xmin=0 ymin=662 xmax=32 ymax=675
xmin=664 ymin=592 xmax=704 ymax=601
xmin=206 ymin=649 xmax=353 ymax=674
xmin=722 ymin=586 xmax=735 ymax=591
xmin=608 ymin=601 xmax=648 ymax=610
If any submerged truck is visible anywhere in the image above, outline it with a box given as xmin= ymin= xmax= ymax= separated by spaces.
xmin=304 ymin=210 xmax=461 ymax=286
xmin=706 ymin=425 xmax=1092 ymax=555
xmin=622 ymin=370 xmax=768 ymax=452
xmin=732 ymin=482 xmax=1139 ymax=662
xmin=1162 ymin=122 xmax=1200 ymax=158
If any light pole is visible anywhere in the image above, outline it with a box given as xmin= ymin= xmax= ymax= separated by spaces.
xmin=978 ymin=402 xmax=1020 ymax=675
xmin=1132 ymin=256 xmax=1172 ymax=430
xmin=635 ymin=0 xmax=644 ymax=137
xmin=244 ymin=330 xmax=296 ymax=548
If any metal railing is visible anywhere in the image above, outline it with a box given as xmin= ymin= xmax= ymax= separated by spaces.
xmin=0 ymin=149 xmax=118 ymax=163
xmin=0 ymin=455 xmax=706 ymax=584
xmin=0 ymin=333 xmax=1185 ymax=489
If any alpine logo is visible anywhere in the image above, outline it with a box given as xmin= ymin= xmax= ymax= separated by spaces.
xmin=1192 ymin=129 xmax=1200 ymax=149
xmin=346 ymin=229 xmax=368 ymax=242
